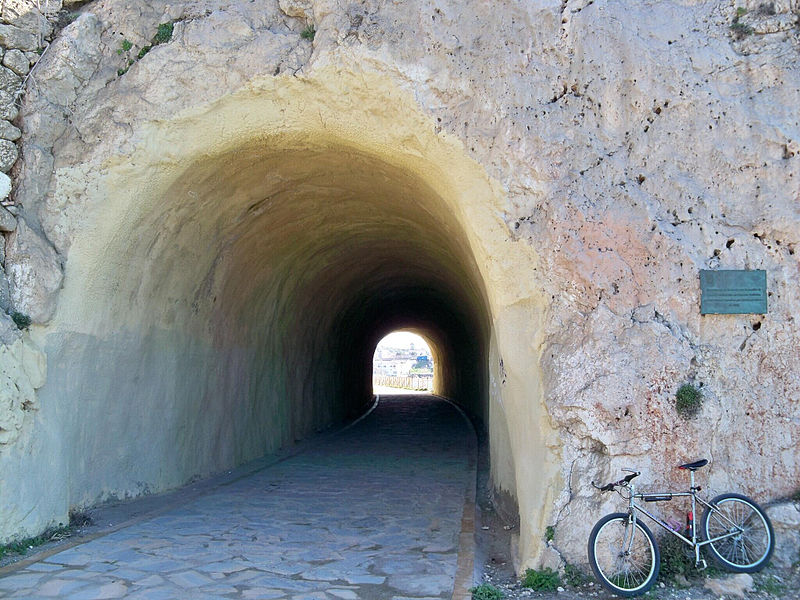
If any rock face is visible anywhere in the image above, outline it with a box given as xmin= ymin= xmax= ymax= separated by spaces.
xmin=0 ymin=0 xmax=798 ymax=571
xmin=767 ymin=501 xmax=800 ymax=569
xmin=704 ymin=573 xmax=754 ymax=599
xmin=5 ymin=220 xmax=63 ymax=322
xmin=0 ymin=321 xmax=46 ymax=447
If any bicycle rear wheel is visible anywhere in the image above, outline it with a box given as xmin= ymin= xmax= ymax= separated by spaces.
xmin=701 ymin=493 xmax=774 ymax=572
xmin=588 ymin=512 xmax=660 ymax=597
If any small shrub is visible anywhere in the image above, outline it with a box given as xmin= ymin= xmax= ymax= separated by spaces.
xmin=470 ymin=583 xmax=504 ymax=600
xmin=153 ymin=22 xmax=174 ymax=45
xmin=137 ymin=45 xmax=151 ymax=59
xmin=10 ymin=311 xmax=31 ymax=330
xmin=675 ymin=383 xmax=703 ymax=419
xmin=658 ymin=533 xmax=721 ymax=583
xmin=121 ymin=39 xmax=133 ymax=52
xmin=544 ymin=525 xmax=555 ymax=542
xmin=301 ymin=24 xmax=316 ymax=40
xmin=658 ymin=533 xmax=695 ymax=582
xmin=522 ymin=567 xmax=560 ymax=591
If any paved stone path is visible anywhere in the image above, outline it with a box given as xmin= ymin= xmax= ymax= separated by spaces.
xmin=0 ymin=396 xmax=475 ymax=600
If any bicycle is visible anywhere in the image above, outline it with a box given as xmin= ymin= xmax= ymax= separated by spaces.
xmin=587 ymin=458 xmax=774 ymax=597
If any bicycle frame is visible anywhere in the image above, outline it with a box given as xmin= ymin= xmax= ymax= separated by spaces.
xmin=623 ymin=470 xmax=745 ymax=568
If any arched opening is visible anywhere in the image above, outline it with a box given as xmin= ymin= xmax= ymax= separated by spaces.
xmin=372 ymin=330 xmax=434 ymax=394
xmin=5 ymin=71 xmax=554 ymax=568
xmin=41 ymin=139 xmax=492 ymax=504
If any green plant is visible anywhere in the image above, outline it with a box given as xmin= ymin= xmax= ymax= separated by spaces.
xmin=521 ymin=567 xmax=560 ymax=591
xmin=675 ymin=383 xmax=703 ymax=419
xmin=657 ymin=533 xmax=721 ymax=583
xmin=153 ymin=22 xmax=174 ymax=45
xmin=730 ymin=8 xmax=754 ymax=38
xmin=563 ymin=563 xmax=589 ymax=587
xmin=121 ymin=39 xmax=133 ymax=52
xmin=658 ymin=532 xmax=695 ymax=582
xmin=0 ymin=524 xmax=71 ymax=560
xmin=544 ymin=525 xmax=555 ymax=542
xmin=755 ymin=573 xmax=786 ymax=596
xmin=10 ymin=311 xmax=31 ymax=330
xmin=470 ymin=583 xmax=504 ymax=600
xmin=301 ymin=24 xmax=316 ymax=40
xmin=137 ymin=45 xmax=151 ymax=59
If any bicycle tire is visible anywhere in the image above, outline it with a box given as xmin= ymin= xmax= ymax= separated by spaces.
xmin=588 ymin=512 xmax=660 ymax=597
xmin=701 ymin=493 xmax=774 ymax=572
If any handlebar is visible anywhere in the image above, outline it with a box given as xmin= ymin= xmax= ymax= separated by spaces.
xmin=591 ymin=470 xmax=640 ymax=492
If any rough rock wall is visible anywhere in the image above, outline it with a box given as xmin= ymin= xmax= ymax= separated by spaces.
xmin=0 ymin=0 xmax=798 ymax=570
xmin=0 ymin=0 xmax=62 ymax=456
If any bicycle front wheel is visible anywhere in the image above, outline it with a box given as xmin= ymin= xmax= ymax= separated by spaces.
xmin=588 ymin=512 xmax=660 ymax=597
xmin=701 ymin=493 xmax=774 ymax=572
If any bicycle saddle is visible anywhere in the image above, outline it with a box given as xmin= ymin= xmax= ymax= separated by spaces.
xmin=677 ymin=459 xmax=708 ymax=471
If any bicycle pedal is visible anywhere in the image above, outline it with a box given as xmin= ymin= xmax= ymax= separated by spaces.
xmin=697 ymin=559 xmax=708 ymax=571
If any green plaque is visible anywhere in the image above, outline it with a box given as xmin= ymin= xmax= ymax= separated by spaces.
xmin=700 ymin=269 xmax=767 ymax=315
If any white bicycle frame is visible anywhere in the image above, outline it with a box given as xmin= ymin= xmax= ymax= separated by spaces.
xmin=622 ymin=469 xmax=745 ymax=568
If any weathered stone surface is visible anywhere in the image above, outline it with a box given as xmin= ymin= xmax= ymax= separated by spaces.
xmin=2 ymin=48 xmax=30 ymax=76
xmin=5 ymin=219 xmax=63 ymax=323
xmin=0 ymin=119 xmax=21 ymax=141
xmin=0 ymin=330 xmax=46 ymax=447
xmin=0 ymin=203 xmax=15 ymax=230
xmin=26 ymin=13 xmax=102 ymax=109
xmin=0 ymin=65 xmax=21 ymax=121
xmin=704 ymin=573 xmax=754 ymax=598
xmin=0 ymin=138 xmax=18 ymax=172
xmin=0 ymin=23 xmax=40 ymax=51
xmin=1 ymin=0 xmax=799 ymax=569
xmin=279 ymin=0 xmax=313 ymax=20
xmin=0 ymin=268 xmax=10 ymax=311
xmin=767 ymin=502 xmax=800 ymax=568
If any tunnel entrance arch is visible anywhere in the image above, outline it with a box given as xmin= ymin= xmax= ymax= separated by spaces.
xmin=5 ymin=70 xmax=556 ymax=569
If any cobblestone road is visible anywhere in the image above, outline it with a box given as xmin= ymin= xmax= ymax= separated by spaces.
xmin=0 ymin=395 xmax=475 ymax=600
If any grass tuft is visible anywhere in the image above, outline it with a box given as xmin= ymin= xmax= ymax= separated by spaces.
xmin=153 ymin=22 xmax=174 ymax=45
xmin=301 ymin=24 xmax=316 ymax=40
xmin=521 ymin=567 xmax=560 ymax=591
xmin=470 ymin=583 xmax=504 ymax=600
xmin=675 ymin=383 xmax=703 ymax=418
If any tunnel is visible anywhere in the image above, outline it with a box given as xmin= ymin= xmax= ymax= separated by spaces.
xmin=39 ymin=132 xmax=495 ymax=510
xmin=3 ymin=73 xmax=558 ymax=567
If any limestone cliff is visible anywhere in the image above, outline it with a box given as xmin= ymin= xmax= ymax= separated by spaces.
xmin=0 ymin=0 xmax=798 ymax=569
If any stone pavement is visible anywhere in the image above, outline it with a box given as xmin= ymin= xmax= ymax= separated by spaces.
xmin=0 ymin=395 xmax=476 ymax=599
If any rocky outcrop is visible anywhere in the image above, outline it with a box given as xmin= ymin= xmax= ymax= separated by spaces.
xmin=0 ymin=313 xmax=46 ymax=447
xmin=767 ymin=501 xmax=800 ymax=569
xmin=0 ymin=0 xmax=798 ymax=569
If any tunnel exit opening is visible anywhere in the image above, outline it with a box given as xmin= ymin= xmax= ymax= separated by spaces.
xmin=372 ymin=330 xmax=435 ymax=394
